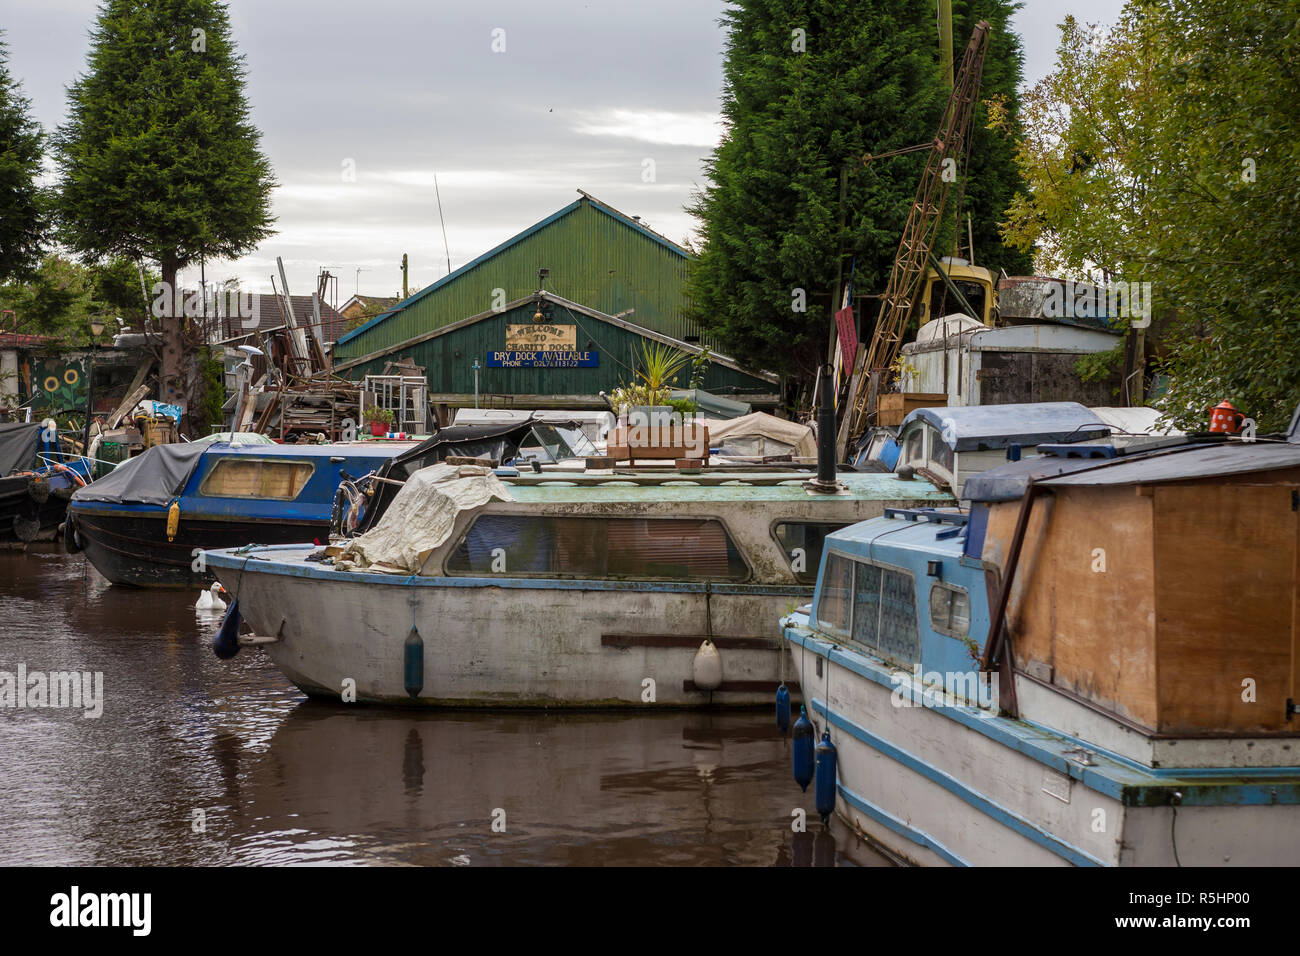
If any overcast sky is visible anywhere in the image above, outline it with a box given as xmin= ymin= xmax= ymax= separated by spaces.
xmin=3 ymin=0 xmax=1126 ymax=306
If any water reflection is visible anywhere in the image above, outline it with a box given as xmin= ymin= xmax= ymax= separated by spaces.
xmin=0 ymin=546 xmax=890 ymax=866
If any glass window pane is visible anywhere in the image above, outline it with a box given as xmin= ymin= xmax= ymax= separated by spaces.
xmin=878 ymin=569 xmax=920 ymax=665
xmin=902 ymin=426 xmax=925 ymax=468
xmin=929 ymin=584 xmax=951 ymax=631
xmin=446 ymin=515 xmax=747 ymax=580
xmin=950 ymin=589 xmax=970 ymax=637
xmin=853 ymin=563 xmax=882 ymax=648
xmin=774 ymin=522 xmax=849 ymax=584
xmin=815 ymin=553 xmax=853 ymax=635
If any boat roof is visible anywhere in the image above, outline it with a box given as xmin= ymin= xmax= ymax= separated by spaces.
xmin=493 ymin=471 xmax=951 ymax=505
xmin=901 ymin=402 xmax=1111 ymax=451
xmin=823 ymin=509 xmax=969 ymax=561
xmin=198 ymin=440 xmax=415 ymax=459
xmin=964 ymin=438 xmax=1300 ymax=502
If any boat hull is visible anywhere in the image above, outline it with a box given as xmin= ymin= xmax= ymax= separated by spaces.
xmin=787 ymin=627 xmax=1300 ymax=867
xmin=211 ymin=548 xmax=804 ymax=708
xmin=0 ymin=477 xmax=74 ymax=544
xmin=72 ymin=508 xmax=330 ymax=587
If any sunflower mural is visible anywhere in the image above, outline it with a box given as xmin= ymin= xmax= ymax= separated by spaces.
xmin=31 ymin=357 xmax=89 ymax=414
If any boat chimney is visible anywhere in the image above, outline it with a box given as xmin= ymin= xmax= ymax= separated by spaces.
xmin=806 ymin=365 xmax=843 ymax=494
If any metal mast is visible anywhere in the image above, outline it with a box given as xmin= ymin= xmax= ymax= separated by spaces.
xmin=836 ymin=21 xmax=990 ymax=457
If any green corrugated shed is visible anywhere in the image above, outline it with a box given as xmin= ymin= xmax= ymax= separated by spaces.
xmin=334 ymin=191 xmax=700 ymax=361
xmin=334 ymin=292 xmax=778 ymax=408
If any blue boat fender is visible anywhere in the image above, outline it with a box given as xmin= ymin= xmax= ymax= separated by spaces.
xmin=775 ymin=683 xmax=791 ymax=735
xmin=792 ymin=706 xmax=815 ymax=791
xmin=404 ymin=628 xmax=424 ymax=699
xmin=212 ymin=599 xmax=241 ymax=659
xmin=814 ymin=731 xmax=838 ymax=824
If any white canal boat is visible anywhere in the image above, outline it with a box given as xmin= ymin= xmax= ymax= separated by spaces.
xmin=205 ymin=463 xmax=950 ymax=707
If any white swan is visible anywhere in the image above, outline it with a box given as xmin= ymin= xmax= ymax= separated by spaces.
xmin=195 ymin=582 xmax=227 ymax=611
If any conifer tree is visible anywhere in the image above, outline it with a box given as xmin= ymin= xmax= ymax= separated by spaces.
xmin=54 ymin=0 xmax=275 ymax=413
xmin=686 ymin=0 xmax=1028 ymax=380
xmin=0 ymin=32 xmax=49 ymax=283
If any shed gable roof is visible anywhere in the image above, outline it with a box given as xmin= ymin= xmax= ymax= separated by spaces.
xmin=336 ymin=191 xmax=689 ymax=348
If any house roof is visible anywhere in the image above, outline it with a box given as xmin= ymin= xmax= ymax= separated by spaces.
xmin=222 ymin=294 xmax=348 ymax=344
xmin=331 ymin=289 xmax=778 ymax=384
xmin=335 ymin=190 xmax=691 ymax=348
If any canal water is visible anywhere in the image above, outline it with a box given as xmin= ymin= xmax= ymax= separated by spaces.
xmin=0 ymin=545 xmax=889 ymax=867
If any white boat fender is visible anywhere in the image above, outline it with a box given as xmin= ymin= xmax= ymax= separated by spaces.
xmin=692 ymin=639 xmax=723 ymax=691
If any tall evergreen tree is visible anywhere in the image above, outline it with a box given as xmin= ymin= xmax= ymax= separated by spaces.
xmin=0 ymin=32 xmax=49 ymax=284
xmin=53 ymin=0 xmax=275 ymax=414
xmin=686 ymin=0 xmax=1028 ymax=382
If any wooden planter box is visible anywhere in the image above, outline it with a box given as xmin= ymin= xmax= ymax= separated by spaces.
xmin=607 ymin=423 xmax=710 ymax=462
xmin=878 ymin=392 xmax=948 ymax=426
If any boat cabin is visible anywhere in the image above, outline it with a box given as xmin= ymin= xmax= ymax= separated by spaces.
xmin=894 ymin=402 xmax=1111 ymax=496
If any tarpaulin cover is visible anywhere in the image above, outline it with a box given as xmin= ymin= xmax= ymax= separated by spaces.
xmin=71 ymin=441 xmax=209 ymax=506
xmin=706 ymin=412 xmax=816 ymax=457
xmin=0 ymin=423 xmax=40 ymax=476
xmin=354 ymin=420 xmax=540 ymax=534
xmin=336 ymin=463 xmax=513 ymax=573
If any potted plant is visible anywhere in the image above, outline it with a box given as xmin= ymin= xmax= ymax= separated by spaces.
xmin=367 ymin=406 xmax=394 ymax=436
xmin=607 ymin=341 xmax=708 ymax=461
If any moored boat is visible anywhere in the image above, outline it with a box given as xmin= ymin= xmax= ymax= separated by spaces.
xmin=206 ymin=461 xmax=952 ymax=707
xmin=782 ymin=419 xmax=1300 ymax=866
xmin=68 ymin=439 xmax=416 ymax=587
xmin=0 ymin=421 xmax=93 ymax=545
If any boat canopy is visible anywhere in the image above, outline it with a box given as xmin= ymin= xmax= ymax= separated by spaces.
xmin=355 ymin=419 xmax=556 ymax=534
xmin=670 ymin=388 xmax=752 ymax=419
xmin=336 ymin=462 xmax=514 ymax=573
xmin=0 ymin=422 xmax=40 ymax=476
xmin=706 ymin=412 xmax=816 ymax=457
xmin=71 ymin=441 xmax=209 ymax=506
xmin=901 ymin=401 xmax=1110 ymax=452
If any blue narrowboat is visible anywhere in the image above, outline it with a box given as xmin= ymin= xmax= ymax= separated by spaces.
xmin=67 ymin=439 xmax=415 ymax=587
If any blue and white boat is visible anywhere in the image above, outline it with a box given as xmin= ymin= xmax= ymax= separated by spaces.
xmin=783 ymin=422 xmax=1300 ymax=866
xmin=67 ymin=439 xmax=416 ymax=586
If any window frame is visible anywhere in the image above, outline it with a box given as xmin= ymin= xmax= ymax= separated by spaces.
xmin=442 ymin=512 xmax=753 ymax=583
xmin=770 ymin=520 xmax=852 ymax=585
xmin=928 ymin=581 xmax=971 ymax=639
xmin=196 ymin=457 xmax=317 ymax=501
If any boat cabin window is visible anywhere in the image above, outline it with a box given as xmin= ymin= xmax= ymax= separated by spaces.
xmin=446 ymin=515 xmax=749 ymax=581
xmin=929 ymin=583 xmax=970 ymax=638
xmin=901 ymin=425 xmax=926 ymax=470
xmin=517 ymin=424 xmax=599 ymax=463
xmin=814 ymin=552 xmax=854 ymax=636
xmin=773 ymin=522 xmax=851 ymax=584
xmin=198 ymin=458 xmax=314 ymax=500
xmin=815 ymin=554 xmax=921 ymax=666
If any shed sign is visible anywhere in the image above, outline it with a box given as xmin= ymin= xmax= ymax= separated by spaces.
xmin=505 ymin=323 xmax=576 ymax=351
xmin=487 ymin=350 xmax=598 ymax=369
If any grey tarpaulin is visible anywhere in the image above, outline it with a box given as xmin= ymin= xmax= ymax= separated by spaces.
xmin=71 ymin=441 xmax=209 ymax=506
xmin=0 ymin=422 xmax=40 ymax=476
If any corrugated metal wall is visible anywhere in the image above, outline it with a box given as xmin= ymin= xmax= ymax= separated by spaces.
xmin=344 ymin=301 xmax=771 ymax=400
xmin=335 ymin=200 xmax=701 ymax=361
